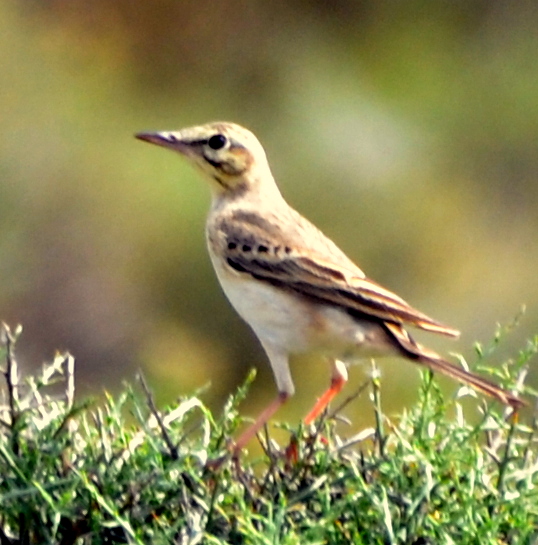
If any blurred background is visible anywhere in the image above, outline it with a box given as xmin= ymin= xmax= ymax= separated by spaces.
xmin=1 ymin=0 xmax=537 ymax=428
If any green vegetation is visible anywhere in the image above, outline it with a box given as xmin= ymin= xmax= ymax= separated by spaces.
xmin=0 ymin=323 xmax=536 ymax=544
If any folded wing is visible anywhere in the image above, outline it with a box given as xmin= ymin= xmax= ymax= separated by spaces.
xmin=221 ymin=216 xmax=459 ymax=337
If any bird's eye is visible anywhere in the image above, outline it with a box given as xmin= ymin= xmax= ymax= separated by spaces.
xmin=207 ymin=134 xmax=228 ymax=150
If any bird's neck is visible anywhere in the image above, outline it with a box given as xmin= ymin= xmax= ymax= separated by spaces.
xmin=210 ymin=169 xmax=285 ymax=212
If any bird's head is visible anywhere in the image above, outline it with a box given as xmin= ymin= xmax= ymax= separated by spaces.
xmin=136 ymin=122 xmax=275 ymax=197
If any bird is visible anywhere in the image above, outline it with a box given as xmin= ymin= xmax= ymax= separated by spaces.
xmin=135 ymin=121 xmax=524 ymax=455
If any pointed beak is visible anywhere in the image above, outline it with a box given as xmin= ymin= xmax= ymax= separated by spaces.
xmin=135 ymin=131 xmax=190 ymax=154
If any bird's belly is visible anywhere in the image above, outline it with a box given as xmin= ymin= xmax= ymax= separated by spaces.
xmin=217 ymin=272 xmax=315 ymax=352
xmin=212 ymin=260 xmax=391 ymax=359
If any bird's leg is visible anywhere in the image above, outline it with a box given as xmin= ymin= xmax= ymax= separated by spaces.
xmin=304 ymin=359 xmax=348 ymax=425
xmin=232 ymin=392 xmax=289 ymax=457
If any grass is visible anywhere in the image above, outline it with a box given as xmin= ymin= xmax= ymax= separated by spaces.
xmin=0 ymin=321 xmax=537 ymax=545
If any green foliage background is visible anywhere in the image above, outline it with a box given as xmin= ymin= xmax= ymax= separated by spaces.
xmin=1 ymin=1 xmax=537 ymax=424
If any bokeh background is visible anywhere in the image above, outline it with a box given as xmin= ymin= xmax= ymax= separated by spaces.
xmin=1 ymin=1 xmax=537 ymax=427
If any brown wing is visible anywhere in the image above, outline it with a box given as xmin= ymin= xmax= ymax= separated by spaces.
xmin=219 ymin=213 xmax=459 ymax=337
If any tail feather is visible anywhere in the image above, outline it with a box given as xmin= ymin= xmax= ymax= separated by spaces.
xmin=384 ymin=322 xmax=525 ymax=409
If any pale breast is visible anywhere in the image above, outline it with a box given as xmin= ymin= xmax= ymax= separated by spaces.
xmin=209 ymin=250 xmax=315 ymax=352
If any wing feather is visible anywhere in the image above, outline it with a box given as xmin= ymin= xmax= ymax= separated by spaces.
xmin=219 ymin=213 xmax=459 ymax=337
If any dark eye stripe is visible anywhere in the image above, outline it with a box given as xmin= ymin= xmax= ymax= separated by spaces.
xmin=205 ymin=157 xmax=222 ymax=169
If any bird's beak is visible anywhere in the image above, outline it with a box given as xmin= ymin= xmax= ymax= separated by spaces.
xmin=135 ymin=131 xmax=190 ymax=154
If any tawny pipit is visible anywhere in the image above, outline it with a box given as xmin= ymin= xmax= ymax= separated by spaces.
xmin=136 ymin=122 xmax=524 ymax=453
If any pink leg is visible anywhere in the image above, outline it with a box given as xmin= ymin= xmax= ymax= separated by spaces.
xmin=232 ymin=392 xmax=289 ymax=456
xmin=304 ymin=360 xmax=348 ymax=425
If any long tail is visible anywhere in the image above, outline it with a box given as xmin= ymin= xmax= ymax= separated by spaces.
xmin=384 ymin=323 xmax=526 ymax=409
